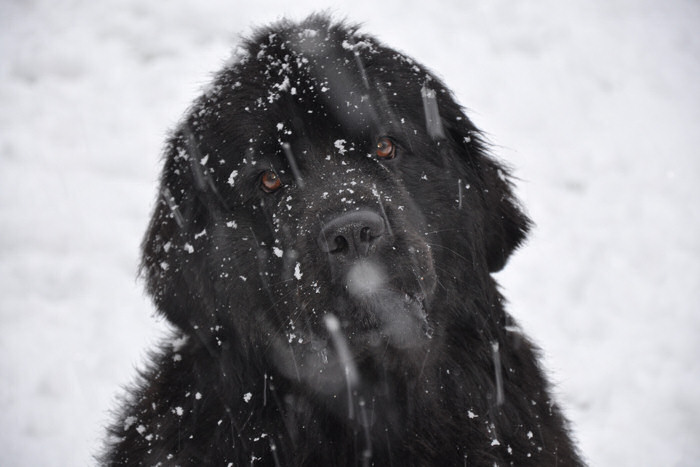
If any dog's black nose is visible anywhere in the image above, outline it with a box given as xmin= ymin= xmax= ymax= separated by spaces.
xmin=318 ymin=210 xmax=386 ymax=257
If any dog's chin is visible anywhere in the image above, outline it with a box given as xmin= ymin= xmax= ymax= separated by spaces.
xmin=336 ymin=276 xmax=432 ymax=351
xmin=333 ymin=261 xmax=434 ymax=351
xmin=348 ymin=288 xmax=433 ymax=351
xmin=268 ymin=286 xmax=431 ymax=388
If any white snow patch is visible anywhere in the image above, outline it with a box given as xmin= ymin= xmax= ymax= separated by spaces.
xmin=334 ymin=139 xmax=347 ymax=154
xmin=170 ymin=335 xmax=189 ymax=351
xmin=227 ymin=170 xmax=238 ymax=187
xmin=346 ymin=261 xmax=385 ymax=297
xmin=123 ymin=416 xmax=137 ymax=431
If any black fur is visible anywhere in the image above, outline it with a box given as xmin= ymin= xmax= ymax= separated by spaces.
xmin=103 ymin=15 xmax=583 ymax=466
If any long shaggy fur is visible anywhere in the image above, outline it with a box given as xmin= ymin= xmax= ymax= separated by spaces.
xmin=102 ymin=14 xmax=584 ymax=466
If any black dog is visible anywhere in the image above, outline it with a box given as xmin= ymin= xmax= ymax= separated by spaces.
xmin=103 ymin=15 xmax=583 ymax=466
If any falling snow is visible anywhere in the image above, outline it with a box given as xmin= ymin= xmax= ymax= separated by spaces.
xmin=123 ymin=416 xmax=136 ymax=431
xmin=1 ymin=2 xmax=699 ymax=467
xmin=334 ymin=139 xmax=348 ymax=155
xmin=227 ymin=170 xmax=239 ymax=186
xmin=346 ymin=261 xmax=385 ymax=297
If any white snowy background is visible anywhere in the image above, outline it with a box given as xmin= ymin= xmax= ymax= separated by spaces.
xmin=1 ymin=0 xmax=699 ymax=465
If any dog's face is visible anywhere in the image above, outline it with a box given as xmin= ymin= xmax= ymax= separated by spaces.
xmin=143 ymin=17 xmax=529 ymax=389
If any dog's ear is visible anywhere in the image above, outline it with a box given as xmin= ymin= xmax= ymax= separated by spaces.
xmin=140 ymin=128 xmax=214 ymax=330
xmin=447 ymin=120 xmax=531 ymax=272
xmin=477 ymin=155 xmax=531 ymax=272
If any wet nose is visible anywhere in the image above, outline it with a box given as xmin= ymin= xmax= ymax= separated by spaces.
xmin=317 ymin=210 xmax=386 ymax=258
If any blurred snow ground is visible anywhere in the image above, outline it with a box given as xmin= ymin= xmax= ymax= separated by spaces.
xmin=1 ymin=0 xmax=699 ymax=465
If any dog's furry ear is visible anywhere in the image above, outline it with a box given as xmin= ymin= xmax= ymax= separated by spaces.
xmin=478 ymin=155 xmax=531 ymax=272
xmin=447 ymin=120 xmax=531 ymax=272
xmin=140 ymin=129 xmax=213 ymax=331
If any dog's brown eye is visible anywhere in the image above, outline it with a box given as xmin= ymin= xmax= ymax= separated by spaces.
xmin=376 ymin=137 xmax=396 ymax=159
xmin=261 ymin=170 xmax=282 ymax=193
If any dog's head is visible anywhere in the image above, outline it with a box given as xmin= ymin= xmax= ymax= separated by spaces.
xmin=141 ymin=15 xmax=530 ymax=380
